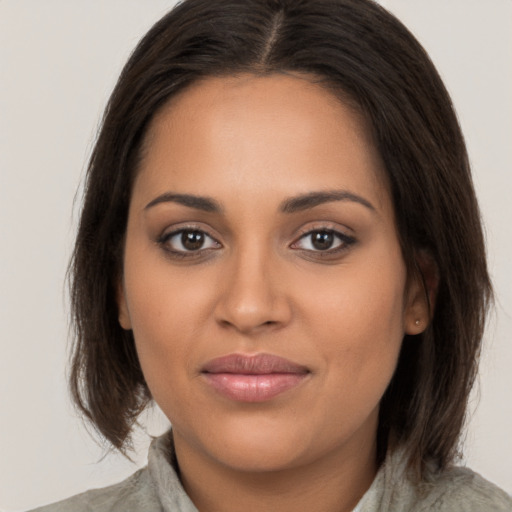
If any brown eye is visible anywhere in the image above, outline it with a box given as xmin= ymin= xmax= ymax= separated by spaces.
xmin=311 ymin=231 xmax=335 ymax=250
xmin=181 ymin=230 xmax=205 ymax=250
xmin=292 ymin=229 xmax=356 ymax=253
xmin=160 ymin=228 xmax=220 ymax=254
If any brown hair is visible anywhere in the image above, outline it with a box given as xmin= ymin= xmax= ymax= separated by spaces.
xmin=69 ymin=0 xmax=492 ymax=477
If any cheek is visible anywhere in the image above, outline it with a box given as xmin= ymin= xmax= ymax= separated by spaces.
xmin=299 ymin=252 xmax=407 ymax=379
xmin=121 ymin=245 xmax=211 ymax=398
xmin=290 ymin=257 xmax=407 ymax=442
xmin=123 ymin=224 xmax=215 ymax=335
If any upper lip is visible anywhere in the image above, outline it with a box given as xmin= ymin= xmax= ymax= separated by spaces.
xmin=201 ymin=353 xmax=310 ymax=375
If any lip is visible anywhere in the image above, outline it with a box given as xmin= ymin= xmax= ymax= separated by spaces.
xmin=201 ymin=353 xmax=310 ymax=403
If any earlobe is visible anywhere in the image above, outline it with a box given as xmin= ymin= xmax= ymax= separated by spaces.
xmin=117 ymin=280 xmax=132 ymax=330
xmin=404 ymin=251 xmax=439 ymax=335
xmin=404 ymin=278 xmax=429 ymax=335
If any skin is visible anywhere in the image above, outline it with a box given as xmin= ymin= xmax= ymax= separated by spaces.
xmin=118 ymin=73 xmax=428 ymax=512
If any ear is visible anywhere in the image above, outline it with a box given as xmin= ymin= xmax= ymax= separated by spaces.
xmin=116 ymin=278 xmax=132 ymax=330
xmin=404 ymin=250 xmax=439 ymax=335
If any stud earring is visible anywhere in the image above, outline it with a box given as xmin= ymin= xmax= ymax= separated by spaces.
xmin=415 ymin=319 xmax=421 ymax=326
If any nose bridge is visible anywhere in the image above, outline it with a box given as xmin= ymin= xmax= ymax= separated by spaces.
xmin=215 ymin=235 xmax=289 ymax=332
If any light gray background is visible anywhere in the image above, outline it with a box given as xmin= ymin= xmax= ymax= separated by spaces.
xmin=1 ymin=1 xmax=511 ymax=510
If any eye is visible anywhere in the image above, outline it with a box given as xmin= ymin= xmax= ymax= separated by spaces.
xmin=159 ymin=228 xmax=220 ymax=254
xmin=292 ymin=229 xmax=355 ymax=253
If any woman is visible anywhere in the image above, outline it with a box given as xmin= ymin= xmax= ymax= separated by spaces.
xmin=31 ymin=0 xmax=512 ymax=510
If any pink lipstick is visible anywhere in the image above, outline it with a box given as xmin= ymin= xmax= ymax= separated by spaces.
xmin=201 ymin=353 xmax=309 ymax=402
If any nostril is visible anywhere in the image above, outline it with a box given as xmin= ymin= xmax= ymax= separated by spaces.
xmin=213 ymin=285 xmax=293 ymax=333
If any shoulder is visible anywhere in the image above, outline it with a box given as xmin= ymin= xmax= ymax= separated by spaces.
xmin=370 ymin=449 xmax=512 ymax=512
xmin=418 ymin=466 xmax=512 ymax=512
xmin=28 ymin=467 xmax=161 ymax=512
xmin=28 ymin=431 xmax=198 ymax=512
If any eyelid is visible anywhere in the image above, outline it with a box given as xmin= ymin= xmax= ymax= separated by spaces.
xmin=292 ymin=221 xmax=354 ymax=240
xmin=157 ymin=224 xmax=222 ymax=255
xmin=290 ymin=224 xmax=356 ymax=254
xmin=155 ymin=222 xmax=355 ymax=259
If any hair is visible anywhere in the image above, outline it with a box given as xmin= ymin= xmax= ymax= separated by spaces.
xmin=69 ymin=0 xmax=492 ymax=478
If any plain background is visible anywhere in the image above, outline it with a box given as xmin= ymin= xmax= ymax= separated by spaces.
xmin=1 ymin=1 xmax=511 ymax=510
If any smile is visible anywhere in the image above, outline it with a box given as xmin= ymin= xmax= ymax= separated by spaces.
xmin=201 ymin=353 xmax=310 ymax=402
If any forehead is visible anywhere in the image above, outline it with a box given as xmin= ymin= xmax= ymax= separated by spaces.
xmin=136 ymin=73 xmax=391 ymax=214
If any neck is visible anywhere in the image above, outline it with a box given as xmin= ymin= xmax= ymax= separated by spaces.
xmin=173 ymin=431 xmax=378 ymax=512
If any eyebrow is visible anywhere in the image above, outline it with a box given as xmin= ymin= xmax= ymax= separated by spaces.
xmin=145 ymin=193 xmax=222 ymax=213
xmin=280 ymin=190 xmax=376 ymax=214
xmin=144 ymin=189 xmax=376 ymax=215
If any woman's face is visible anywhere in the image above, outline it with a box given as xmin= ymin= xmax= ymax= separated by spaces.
xmin=118 ymin=74 xmax=426 ymax=474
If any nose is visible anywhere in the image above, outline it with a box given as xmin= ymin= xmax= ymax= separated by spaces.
xmin=213 ymin=248 xmax=292 ymax=335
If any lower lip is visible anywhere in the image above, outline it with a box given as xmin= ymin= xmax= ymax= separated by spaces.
xmin=202 ymin=373 xmax=308 ymax=402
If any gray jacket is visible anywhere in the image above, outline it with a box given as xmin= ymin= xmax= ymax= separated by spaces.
xmin=31 ymin=432 xmax=512 ymax=512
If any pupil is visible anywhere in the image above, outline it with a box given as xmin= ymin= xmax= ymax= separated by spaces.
xmin=312 ymin=231 xmax=334 ymax=250
xmin=182 ymin=230 xmax=204 ymax=250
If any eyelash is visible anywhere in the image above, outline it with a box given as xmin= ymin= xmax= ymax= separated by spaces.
xmin=291 ymin=228 xmax=356 ymax=256
xmin=157 ymin=226 xmax=356 ymax=259
xmin=157 ymin=226 xmax=221 ymax=258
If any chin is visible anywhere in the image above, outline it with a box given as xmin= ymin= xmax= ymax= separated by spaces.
xmin=214 ymin=436 xmax=310 ymax=473
xmin=191 ymin=415 xmax=332 ymax=473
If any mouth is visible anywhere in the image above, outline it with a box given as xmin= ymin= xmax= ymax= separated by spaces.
xmin=200 ymin=353 xmax=310 ymax=403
